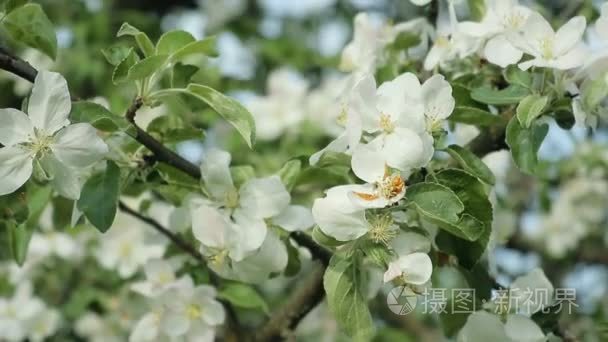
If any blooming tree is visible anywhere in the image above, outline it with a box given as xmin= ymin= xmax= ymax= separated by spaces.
xmin=0 ymin=0 xmax=607 ymax=341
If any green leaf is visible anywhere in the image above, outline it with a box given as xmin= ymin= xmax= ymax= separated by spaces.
xmin=284 ymin=240 xmax=301 ymax=277
xmin=450 ymin=106 xmax=502 ymax=126
xmin=2 ymin=3 xmax=57 ymax=59
xmin=77 ymin=161 xmax=121 ymax=233
xmin=230 ymin=166 xmax=256 ymax=189
xmin=278 ymin=160 xmax=301 ymax=191
xmin=218 ymin=283 xmax=269 ymax=314
xmin=170 ymin=36 xmax=218 ymax=62
xmin=471 ymin=85 xmax=529 ymax=105
xmin=314 ymin=151 xmax=352 ymax=169
xmin=117 ymin=22 xmax=155 ymax=57
xmin=163 ymin=128 xmax=204 ymax=143
xmin=0 ymin=191 xmax=28 ymax=223
xmin=503 ymin=66 xmax=533 ymax=89
xmin=154 ymin=85 xmax=256 ymax=148
xmin=433 ymin=266 xmax=473 ymax=336
xmin=312 ymin=226 xmax=347 ymax=248
xmin=516 ymin=94 xmax=548 ymax=128
xmin=101 ymin=45 xmax=132 ymax=66
xmin=445 ymin=145 xmax=495 ymax=185
xmin=6 ymin=221 xmax=31 ymax=266
xmin=433 ymin=169 xmax=493 ymax=268
xmin=406 ymin=182 xmax=486 ymax=241
xmin=324 ymin=254 xmax=374 ymax=341
xmin=390 ymin=31 xmax=422 ymax=50
xmin=2 ymin=0 xmax=29 ymax=13
xmin=467 ymin=0 xmax=486 ymax=20
xmin=70 ymin=101 xmax=129 ymax=132
xmin=156 ymin=30 xmax=196 ymax=55
xmin=126 ymin=54 xmax=168 ymax=81
xmin=112 ymin=48 xmax=139 ymax=84
xmin=506 ymin=118 xmax=548 ymax=175
xmin=171 ymin=63 xmax=199 ymax=88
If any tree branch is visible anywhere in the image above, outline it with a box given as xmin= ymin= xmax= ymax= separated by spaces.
xmin=0 ymin=46 xmax=38 ymax=82
xmin=124 ymin=98 xmax=202 ymax=179
xmin=118 ymin=200 xmax=205 ymax=262
xmin=254 ymin=262 xmax=326 ymax=342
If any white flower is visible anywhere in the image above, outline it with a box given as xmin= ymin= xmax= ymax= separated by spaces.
xmin=95 ymin=215 xmax=166 ymax=278
xmin=0 ymin=71 xmax=108 ymax=199
xmin=195 ymin=148 xmax=309 ymax=260
xmin=309 ymin=74 xmax=364 ymax=165
xmin=0 ymin=282 xmax=59 ymax=342
xmin=459 ymin=0 xmax=531 ymax=67
xmin=312 ymin=185 xmax=401 ymax=243
xmin=340 ymin=13 xmax=392 ymax=72
xmin=383 ymin=232 xmax=432 ymax=284
xmin=350 ymin=73 xmax=434 ymax=173
xmin=76 ymin=312 xmax=122 ymax=342
xmin=382 ymin=252 xmax=433 ymax=284
xmin=509 ymin=13 xmax=587 ymax=70
xmin=410 ymin=0 xmax=431 ymax=6
xmin=458 ymin=310 xmax=545 ymax=342
xmin=28 ymin=231 xmax=80 ymax=260
xmin=350 ymin=145 xmax=406 ymax=209
xmin=424 ymin=0 xmax=481 ymax=70
xmin=596 ymin=2 xmax=608 ymax=41
xmin=216 ymin=231 xmax=289 ymax=284
xmin=341 ymin=13 xmax=433 ymax=71
xmin=509 ymin=268 xmax=553 ymax=316
xmin=131 ymin=259 xmax=180 ymax=297
xmin=306 ymin=74 xmax=350 ymax=138
xmin=247 ymin=68 xmax=308 ymax=141
xmin=27 ymin=308 xmax=61 ymax=342
xmin=312 ymin=185 xmax=370 ymax=241
xmin=0 ymin=283 xmax=44 ymax=341
xmin=130 ymin=276 xmax=224 ymax=342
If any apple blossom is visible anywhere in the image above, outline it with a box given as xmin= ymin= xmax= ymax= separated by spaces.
xmin=508 ymin=13 xmax=587 ymax=70
xmin=130 ymin=276 xmax=224 ymax=342
xmin=596 ymin=2 xmax=608 ymax=40
xmin=0 ymin=71 xmax=108 ymax=199
xmin=424 ymin=0 xmax=481 ymax=70
xmin=459 ymin=0 xmax=532 ymax=67
xmin=246 ymin=68 xmax=308 ymax=141
xmin=94 ymin=215 xmax=166 ymax=278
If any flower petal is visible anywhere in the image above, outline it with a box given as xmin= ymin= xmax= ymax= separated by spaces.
xmin=272 ymin=205 xmax=314 ymax=232
xmin=396 ymin=252 xmax=432 ymax=285
xmin=43 ymin=155 xmax=83 ymax=200
xmin=382 ymin=128 xmax=425 ymax=171
xmin=230 ymin=210 xmax=268 ymax=260
xmin=51 ymin=123 xmax=108 ymax=168
xmin=351 ymin=141 xmax=386 ymax=183
xmin=505 ymin=315 xmax=545 ymax=342
xmin=421 ymin=74 xmax=454 ymax=121
xmin=312 ymin=186 xmax=369 ymax=241
xmin=0 ymin=109 xmax=33 ymax=146
xmin=484 ymin=34 xmax=523 ymax=68
xmin=200 ymin=148 xmax=236 ymax=200
xmin=191 ymin=205 xmax=229 ymax=249
xmin=28 ymin=71 xmax=71 ymax=134
xmin=554 ymin=16 xmax=586 ymax=57
xmin=0 ymin=146 xmax=33 ymax=196
xmin=238 ymin=176 xmax=290 ymax=219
